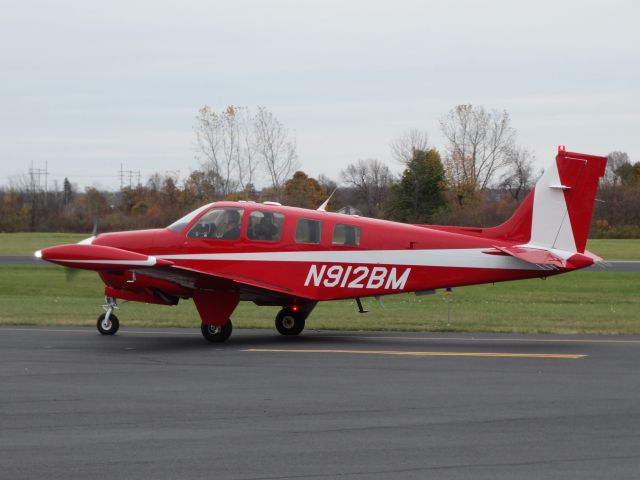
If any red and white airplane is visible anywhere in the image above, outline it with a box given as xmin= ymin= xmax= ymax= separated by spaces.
xmin=36 ymin=147 xmax=606 ymax=342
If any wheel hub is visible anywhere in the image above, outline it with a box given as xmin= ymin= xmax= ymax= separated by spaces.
xmin=282 ymin=315 xmax=296 ymax=329
xmin=207 ymin=325 xmax=222 ymax=335
xmin=101 ymin=318 xmax=112 ymax=330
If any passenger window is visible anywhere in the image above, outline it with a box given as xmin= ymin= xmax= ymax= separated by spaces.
xmin=186 ymin=208 xmax=244 ymax=240
xmin=295 ymin=218 xmax=322 ymax=244
xmin=332 ymin=224 xmax=361 ymax=246
xmin=247 ymin=211 xmax=284 ymax=241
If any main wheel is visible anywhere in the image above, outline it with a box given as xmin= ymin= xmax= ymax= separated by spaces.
xmin=275 ymin=308 xmax=305 ymax=336
xmin=97 ymin=313 xmax=119 ymax=335
xmin=201 ymin=319 xmax=232 ymax=343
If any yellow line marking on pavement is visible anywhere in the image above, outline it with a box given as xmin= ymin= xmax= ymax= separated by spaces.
xmin=244 ymin=348 xmax=586 ymax=359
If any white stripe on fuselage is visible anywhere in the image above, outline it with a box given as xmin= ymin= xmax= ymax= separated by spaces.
xmin=156 ymin=248 xmax=569 ymax=270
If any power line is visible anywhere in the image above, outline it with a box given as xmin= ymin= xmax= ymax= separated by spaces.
xmin=28 ymin=161 xmax=49 ymax=207
xmin=119 ymin=164 xmax=141 ymax=190
xmin=29 ymin=162 xmax=48 ymax=193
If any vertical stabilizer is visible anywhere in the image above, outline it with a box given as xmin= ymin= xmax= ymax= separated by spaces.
xmin=529 ymin=146 xmax=606 ymax=253
xmin=483 ymin=146 xmax=606 ymax=253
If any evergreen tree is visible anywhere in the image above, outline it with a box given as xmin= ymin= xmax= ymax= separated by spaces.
xmin=62 ymin=178 xmax=74 ymax=206
xmin=388 ymin=148 xmax=446 ymax=223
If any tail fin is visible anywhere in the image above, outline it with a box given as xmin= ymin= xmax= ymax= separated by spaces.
xmin=485 ymin=146 xmax=607 ymax=253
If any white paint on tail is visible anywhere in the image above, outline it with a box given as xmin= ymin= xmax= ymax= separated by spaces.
xmin=528 ymin=159 xmax=577 ymax=252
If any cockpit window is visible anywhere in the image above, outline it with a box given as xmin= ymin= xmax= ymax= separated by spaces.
xmin=167 ymin=204 xmax=211 ymax=232
xmin=247 ymin=211 xmax=285 ymax=241
xmin=332 ymin=224 xmax=361 ymax=246
xmin=186 ymin=208 xmax=244 ymax=240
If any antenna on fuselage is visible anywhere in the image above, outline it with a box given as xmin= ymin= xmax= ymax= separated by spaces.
xmin=317 ymin=189 xmax=337 ymax=212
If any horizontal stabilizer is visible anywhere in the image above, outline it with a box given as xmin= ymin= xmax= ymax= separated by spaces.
xmin=483 ymin=246 xmax=565 ymax=269
xmin=483 ymin=245 xmax=597 ymax=270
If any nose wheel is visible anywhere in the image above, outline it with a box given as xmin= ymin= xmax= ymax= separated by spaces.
xmin=275 ymin=308 xmax=305 ymax=336
xmin=97 ymin=296 xmax=120 ymax=335
xmin=97 ymin=312 xmax=120 ymax=335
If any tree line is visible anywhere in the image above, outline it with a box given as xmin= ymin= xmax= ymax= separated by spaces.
xmin=1 ymin=105 xmax=638 ymax=237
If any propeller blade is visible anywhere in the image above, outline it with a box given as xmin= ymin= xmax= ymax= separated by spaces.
xmin=64 ymin=267 xmax=80 ymax=282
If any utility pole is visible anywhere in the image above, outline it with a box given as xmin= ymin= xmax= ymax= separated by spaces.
xmin=29 ymin=162 xmax=48 ymax=195
xmin=28 ymin=162 xmax=49 ymax=230
xmin=118 ymin=165 xmax=141 ymax=190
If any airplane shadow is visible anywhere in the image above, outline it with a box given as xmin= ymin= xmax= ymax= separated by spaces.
xmin=91 ymin=328 xmax=362 ymax=354
xmin=92 ymin=328 xmax=590 ymax=355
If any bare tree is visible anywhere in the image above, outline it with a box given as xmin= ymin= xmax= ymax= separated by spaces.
xmin=390 ymin=128 xmax=429 ymax=165
xmin=236 ymin=108 xmax=257 ymax=195
xmin=253 ymin=106 xmax=298 ymax=199
xmin=317 ymin=174 xmax=338 ymax=195
xmin=439 ymin=105 xmax=516 ymax=202
xmin=195 ymin=105 xmax=298 ymax=200
xmin=605 ymin=151 xmax=630 ymax=186
xmin=194 ymin=105 xmax=259 ymax=199
xmin=499 ymin=148 xmax=537 ymax=200
xmin=341 ymin=158 xmax=394 ymax=217
xmin=194 ymin=106 xmax=228 ymax=198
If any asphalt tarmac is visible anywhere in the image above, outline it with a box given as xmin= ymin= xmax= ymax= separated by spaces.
xmin=2 ymin=327 xmax=640 ymax=479
xmin=2 ymin=255 xmax=639 ymax=271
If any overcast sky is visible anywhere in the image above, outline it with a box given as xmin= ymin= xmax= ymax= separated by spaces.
xmin=1 ymin=0 xmax=638 ymax=190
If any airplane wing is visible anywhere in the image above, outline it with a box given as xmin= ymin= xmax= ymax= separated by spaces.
xmin=139 ymin=263 xmax=299 ymax=304
xmin=37 ymin=243 xmax=302 ymax=305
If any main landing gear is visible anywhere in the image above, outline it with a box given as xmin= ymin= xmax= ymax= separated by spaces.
xmin=275 ymin=307 xmax=306 ymax=336
xmin=93 ymin=294 xmax=315 ymax=343
xmin=200 ymin=319 xmax=233 ymax=343
xmin=274 ymin=303 xmax=317 ymax=336
xmin=97 ymin=297 xmax=120 ymax=335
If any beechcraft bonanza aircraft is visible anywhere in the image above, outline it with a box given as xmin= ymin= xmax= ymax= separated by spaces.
xmin=37 ymin=147 xmax=606 ymax=342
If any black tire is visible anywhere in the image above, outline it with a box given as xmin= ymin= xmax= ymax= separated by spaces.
xmin=97 ymin=313 xmax=119 ymax=335
xmin=201 ymin=319 xmax=233 ymax=343
xmin=275 ymin=308 xmax=305 ymax=336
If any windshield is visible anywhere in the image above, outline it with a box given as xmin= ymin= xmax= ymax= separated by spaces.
xmin=166 ymin=204 xmax=212 ymax=232
xmin=186 ymin=208 xmax=244 ymax=240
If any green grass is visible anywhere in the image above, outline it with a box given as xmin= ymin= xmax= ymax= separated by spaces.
xmin=585 ymin=239 xmax=640 ymax=261
xmin=1 ymin=265 xmax=638 ymax=334
xmin=1 ymin=234 xmax=638 ymax=260
xmin=0 ymin=233 xmax=89 ymax=255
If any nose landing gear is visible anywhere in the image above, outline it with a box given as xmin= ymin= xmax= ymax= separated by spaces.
xmin=97 ymin=297 xmax=120 ymax=335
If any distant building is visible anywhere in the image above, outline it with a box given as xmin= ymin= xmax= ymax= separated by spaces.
xmin=336 ymin=205 xmax=362 ymax=216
